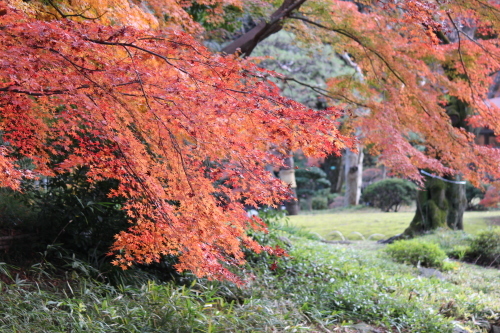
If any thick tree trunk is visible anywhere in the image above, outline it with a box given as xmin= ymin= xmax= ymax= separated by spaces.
xmin=404 ymin=176 xmax=466 ymax=236
xmin=344 ymin=148 xmax=363 ymax=206
xmin=406 ymin=97 xmax=469 ymax=236
xmin=446 ymin=178 xmax=466 ymax=230
xmin=284 ymin=188 xmax=300 ymax=215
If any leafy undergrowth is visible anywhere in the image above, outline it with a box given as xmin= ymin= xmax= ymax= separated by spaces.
xmin=0 ymin=225 xmax=499 ymax=332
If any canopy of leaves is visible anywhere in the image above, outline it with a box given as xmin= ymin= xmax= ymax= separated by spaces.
xmin=241 ymin=0 xmax=500 ymax=186
xmin=0 ymin=2 xmax=348 ymax=282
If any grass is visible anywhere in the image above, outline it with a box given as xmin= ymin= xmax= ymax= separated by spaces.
xmin=287 ymin=208 xmax=500 ymax=240
xmin=1 ymin=210 xmax=500 ymax=332
xmin=2 ymin=229 xmax=500 ymax=332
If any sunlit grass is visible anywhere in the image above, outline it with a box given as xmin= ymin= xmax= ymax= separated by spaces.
xmin=287 ymin=208 xmax=500 ymax=240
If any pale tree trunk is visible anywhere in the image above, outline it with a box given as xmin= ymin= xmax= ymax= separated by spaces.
xmin=279 ymin=155 xmax=300 ymax=215
xmin=344 ymin=148 xmax=364 ymax=206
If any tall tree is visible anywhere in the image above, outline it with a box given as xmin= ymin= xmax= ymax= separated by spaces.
xmin=224 ymin=0 xmax=500 ymax=229
xmin=0 ymin=1 xmax=348 ymax=282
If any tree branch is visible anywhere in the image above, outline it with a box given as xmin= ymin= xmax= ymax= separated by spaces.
xmin=289 ymin=14 xmax=407 ymax=86
xmin=222 ymin=0 xmax=307 ymax=57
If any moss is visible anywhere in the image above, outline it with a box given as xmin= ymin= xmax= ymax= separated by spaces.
xmin=404 ymin=178 xmax=449 ymax=236
xmin=426 ymin=200 xmax=448 ymax=229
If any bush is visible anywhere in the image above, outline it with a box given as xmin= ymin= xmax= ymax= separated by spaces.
xmin=384 ymin=239 xmax=450 ymax=270
xmin=466 ymin=229 xmax=500 ymax=267
xmin=27 ymin=170 xmax=128 ymax=261
xmin=296 ymin=167 xmax=331 ymax=204
xmin=311 ymin=196 xmax=328 ymax=210
xmin=362 ymin=178 xmax=416 ymax=212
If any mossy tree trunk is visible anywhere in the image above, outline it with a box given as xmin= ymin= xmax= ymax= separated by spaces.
xmin=405 ymin=97 xmax=469 ymax=236
xmin=404 ymin=176 xmax=466 ymax=236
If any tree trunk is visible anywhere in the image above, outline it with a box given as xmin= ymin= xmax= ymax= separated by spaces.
xmin=280 ymin=155 xmax=300 ymax=215
xmin=405 ymin=97 xmax=469 ymax=236
xmin=284 ymin=188 xmax=300 ymax=215
xmin=344 ymin=148 xmax=363 ymax=206
xmin=446 ymin=177 xmax=466 ymax=230
xmin=404 ymin=176 xmax=466 ymax=236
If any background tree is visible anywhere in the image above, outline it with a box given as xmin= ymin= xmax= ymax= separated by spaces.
xmin=295 ymin=167 xmax=331 ymax=211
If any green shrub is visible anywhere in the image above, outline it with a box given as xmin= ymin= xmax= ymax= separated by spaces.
xmin=384 ymin=239 xmax=449 ymax=270
xmin=311 ymin=196 xmax=328 ymax=210
xmin=32 ymin=171 xmax=128 ymax=257
xmin=362 ymin=178 xmax=416 ymax=212
xmin=418 ymin=229 xmax=473 ymax=258
xmin=0 ymin=188 xmax=37 ymax=230
xmin=449 ymin=245 xmax=471 ymax=260
xmin=466 ymin=229 xmax=500 ymax=266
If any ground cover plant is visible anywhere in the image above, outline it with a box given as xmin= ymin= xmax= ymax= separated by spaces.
xmin=1 ymin=213 xmax=500 ymax=332
xmin=384 ymin=239 xmax=456 ymax=270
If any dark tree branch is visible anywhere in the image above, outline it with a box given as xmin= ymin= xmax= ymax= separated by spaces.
xmin=222 ymin=0 xmax=308 ymax=57
xmin=45 ymin=0 xmax=107 ymax=20
xmin=289 ymin=14 xmax=407 ymax=86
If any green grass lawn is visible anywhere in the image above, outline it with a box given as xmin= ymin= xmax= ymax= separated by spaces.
xmin=288 ymin=208 xmax=500 ymax=240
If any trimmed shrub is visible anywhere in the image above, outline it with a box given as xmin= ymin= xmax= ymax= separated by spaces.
xmin=385 ymin=239 xmax=450 ymax=270
xmin=466 ymin=229 xmax=500 ymax=267
xmin=311 ymin=196 xmax=328 ymax=210
xmin=362 ymin=178 xmax=416 ymax=212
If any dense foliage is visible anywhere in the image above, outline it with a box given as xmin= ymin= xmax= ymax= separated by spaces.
xmin=466 ymin=229 xmax=500 ymax=267
xmin=5 ymin=0 xmax=500 ymax=279
xmin=2 ymin=218 xmax=500 ymax=332
xmin=362 ymin=178 xmax=417 ymax=212
xmin=0 ymin=2 xmax=348 ymax=281
xmin=384 ymin=239 xmax=452 ymax=270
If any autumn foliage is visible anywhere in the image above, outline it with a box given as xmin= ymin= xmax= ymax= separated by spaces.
xmin=0 ymin=2 xmax=347 ymax=281
xmin=5 ymin=0 xmax=500 ymax=280
xmin=262 ymin=0 xmax=500 ymax=187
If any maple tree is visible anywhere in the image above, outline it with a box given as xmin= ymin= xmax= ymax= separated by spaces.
xmin=5 ymin=0 xmax=500 ymax=279
xmin=0 ymin=1 xmax=348 ymax=282
xmin=226 ymin=0 xmax=500 ymax=234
